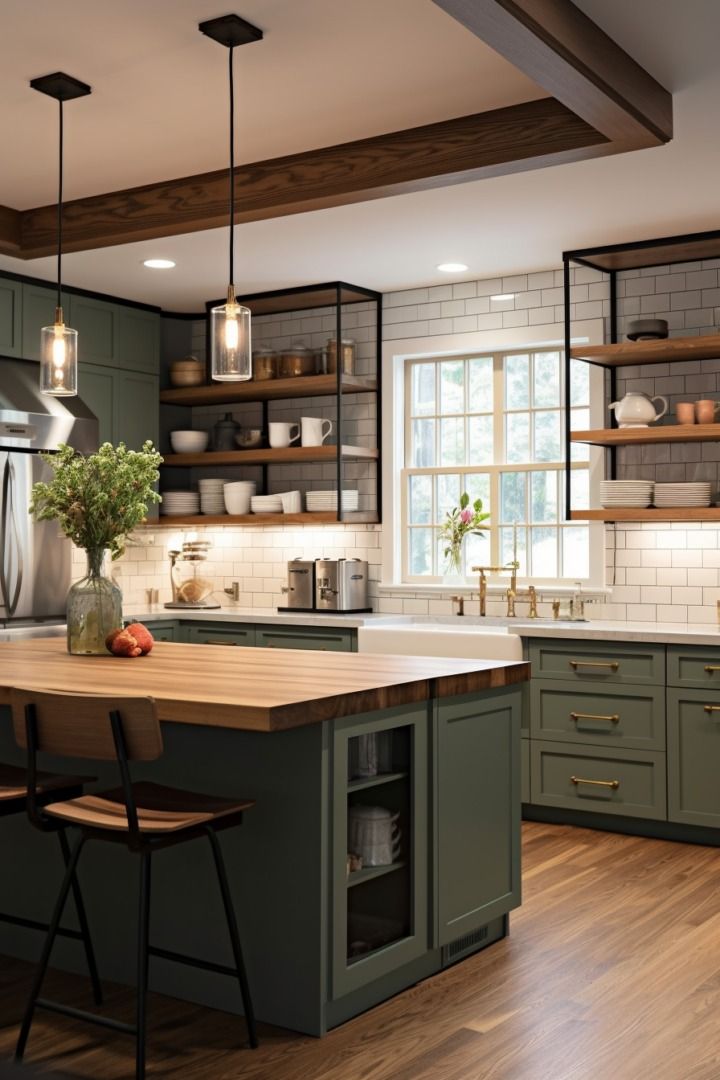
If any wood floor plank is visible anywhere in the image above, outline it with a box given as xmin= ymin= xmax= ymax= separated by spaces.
xmin=4 ymin=822 xmax=720 ymax=1078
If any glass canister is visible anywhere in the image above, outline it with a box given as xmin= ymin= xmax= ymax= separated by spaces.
xmin=253 ymin=347 xmax=277 ymax=381
xmin=279 ymin=344 xmax=316 ymax=378
xmin=170 ymin=542 xmax=215 ymax=605
xmin=326 ymin=338 xmax=356 ymax=375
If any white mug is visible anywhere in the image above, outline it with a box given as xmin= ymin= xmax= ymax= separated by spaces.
xmin=269 ymin=422 xmax=300 ymax=449
xmin=301 ymin=416 xmax=333 ymax=447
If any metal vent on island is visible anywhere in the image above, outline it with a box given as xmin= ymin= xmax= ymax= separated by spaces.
xmin=443 ymin=926 xmax=488 ymax=965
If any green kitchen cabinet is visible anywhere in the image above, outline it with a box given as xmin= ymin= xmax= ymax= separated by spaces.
xmin=62 ymin=294 xmax=160 ymax=374
xmin=116 ymin=306 xmax=160 ymax=374
xmin=521 ymin=738 xmax=530 ymax=803
xmin=79 ymin=362 xmax=158 ymax=451
xmin=20 ymin=282 xmax=71 ymax=361
xmin=527 ymin=639 xmax=665 ymax=686
xmin=331 ymin=703 xmax=429 ymax=999
xmin=530 ymin=679 xmax=666 ymax=752
xmin=0 ymin=278 xmax=22 ymax=357
xmin=435 ymin=687 xmax=521 ymax=947
xmin=141 ymin=621 xmax=177 ymax=642
xmin=667 ymin=646 xmax=720 ymax=690
xmin=667 ymin=688 xmax=720 ymax=827
xmin=69 ymin=295 xmax=117 ymax=367
xmin=183 ymin=624 xmax=256 ymax=647
xmin=256 ymin=626 xmax=354 ymax=652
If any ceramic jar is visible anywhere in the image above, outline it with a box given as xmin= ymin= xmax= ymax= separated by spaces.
xmin=609 ymin=391 xmax=668 ymax=428
xmin=348 ymin=805 xmax=402 ymax=867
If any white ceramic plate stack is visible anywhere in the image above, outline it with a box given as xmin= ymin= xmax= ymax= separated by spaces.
xmin=250 ymin=494 xmax=283 ymax=514
xmin=599 ymin=480 xmax=654 ymax=509
xmin=223 ymin=480 xmax=257 ymax=515
xmin=198 ymin=478 xmax=226 ymax=515
xmin=161 ymin=490 xmax=200 ymax=516
xmin=653 ymin=482 xmax=713 ymax=508
xmin=306 ymin=489 xmax=360 ymax=512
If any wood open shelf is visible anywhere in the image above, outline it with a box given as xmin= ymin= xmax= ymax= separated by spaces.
xmin=147 ymin=511 xmax=379 ymax=527
xmin=570 ymin=334 xmax=720 ymax=367
xmin=347 ymin=862 xmax=407 ymax=889
xmin=571 ymin=508 xmax=720 ymax=522
xmin=161 ymin=445 xmax=379 ymax=467
xmin=160 ymin=373 xmax=377 ymax=407
xmin=571 ymin=424 xmax=720 ymax=447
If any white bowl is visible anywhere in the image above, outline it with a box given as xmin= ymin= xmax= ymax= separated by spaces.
xmin=170 ymin=430 xmax=209 ymax=453
xmin=224 ymin=490 xmax=251 ymax=515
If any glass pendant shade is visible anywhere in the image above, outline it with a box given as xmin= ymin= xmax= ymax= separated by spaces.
xmin=211 ymin=287 xmax=252 ymax=381
xmin=40 ymin=308 xmax=78 ymax=396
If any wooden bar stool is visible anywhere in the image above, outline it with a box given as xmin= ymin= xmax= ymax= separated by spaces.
xmin=0 ymin=762 xmax=102 ymax=1003
xmin=9 ymin=688 xmax=257 ymax=1080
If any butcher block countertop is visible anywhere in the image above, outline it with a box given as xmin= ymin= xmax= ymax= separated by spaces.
xmin=0 ymin=639 xmax=529 ymax=732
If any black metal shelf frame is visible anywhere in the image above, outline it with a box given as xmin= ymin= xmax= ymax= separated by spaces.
xmin=195 ymin=281 xmax=383 ymax=524
xmin=562 ymin=230 xmax=720 ymax=518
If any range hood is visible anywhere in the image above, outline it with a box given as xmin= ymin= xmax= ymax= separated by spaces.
xmin=0 ymin=358 xmax=98 ymax=452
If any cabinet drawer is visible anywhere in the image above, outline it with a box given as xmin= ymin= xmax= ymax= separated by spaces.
xmin=667 ymin=646 xmax=720 ymax=689
xmin=528 ymin=639 xmax=664 ymax=686
xmin=521 ymin=738 xmax=530 ymax=804
xmin=530 ymin=679 xmax=665 ymax=751
xmin=668 ymin=688 xmax=720 ymax=827
xmin=141 ymin=621 xmax=177 ymax=643
xmin=255 ymin=627 xmax=353 ymax=651
xmin=183 ymin=624 xmax=255 ymax=647
xmin=530 ymin=740 xmax=667 ymax=820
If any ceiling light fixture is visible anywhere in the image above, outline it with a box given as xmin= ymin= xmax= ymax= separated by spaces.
xmin=490 ymin=293 xmax=515 ymax=302
xmin=32 ymin=72 xmax=91 ymax=396
xmin=143 ymin=258 xmax=176 ymax=270
xmin=200 ymin=13 xmax=263 ymax=382
xmin=437 ymin=262 xmax=469 ymax=273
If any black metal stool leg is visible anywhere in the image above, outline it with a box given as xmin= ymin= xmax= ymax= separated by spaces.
xmin=15 ymin=834 xmax=86 ymax=1061
xmin=206 ymin=828 xmax=258 ymax=1049
xmin=57 ymin=829 xmax=103 ymax=1005
xmin=136 ymin=852 xmax=152 ymax=1080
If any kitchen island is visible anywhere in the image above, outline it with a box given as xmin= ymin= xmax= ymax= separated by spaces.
xmin=0 ymin=639 xmax=528 ymax=1036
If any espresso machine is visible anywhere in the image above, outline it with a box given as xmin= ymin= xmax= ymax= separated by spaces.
xmin=279 ymin=559 xmax=316 ymax=610
xmin=278 ymin=558 xmax=370 ymax=613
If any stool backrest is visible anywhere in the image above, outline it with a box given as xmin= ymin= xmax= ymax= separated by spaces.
xmin=10 ymin=688 xmax=162 ymax=762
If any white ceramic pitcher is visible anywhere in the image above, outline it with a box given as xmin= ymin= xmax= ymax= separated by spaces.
xmin=609 ymin=391 xmax=668 ymax=428
xmin=348 ymin=805 xmax=402 ymax=867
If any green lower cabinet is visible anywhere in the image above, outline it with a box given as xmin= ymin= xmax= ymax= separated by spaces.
xmin=435 ymin=688 xmax=521 ymax=947
xmin=667 ymin=646 xmax=720 ymax=691
xmin=530 ymin=679 xmax=665 ymax=751
xmin=141 ymin=621 xmax=177 ymax=642
xmin=667 ymin=688 xmax=720 ymax=827
xmin=0 ymin=278 xmax=22 ymax=357
xmin=256 ymin=626 xmax=354 ymax=651
xmin=183 ymin=624 xmax=256 ymax=647
xmin=521 ymin=737 xmax=530 ymax=803
xmin=531 ymin=740 xmax=667 ymax=821
xmin=331 ymin=704 xmax=429 ymax=999
xmin=528 ymin=639 xmax=664 ymax=686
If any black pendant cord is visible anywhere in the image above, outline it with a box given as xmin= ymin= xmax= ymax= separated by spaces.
xmin=228 ymin=44 xmax=235 ymax=289
xmin=57 ymin=98 xmax=63 ymax=310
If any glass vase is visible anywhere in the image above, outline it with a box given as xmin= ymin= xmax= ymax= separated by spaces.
xmin=67 ymin=549 xmax=122 ymax=655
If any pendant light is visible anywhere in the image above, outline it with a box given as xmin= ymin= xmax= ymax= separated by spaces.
xmin=31 ymin=72 xmax=91 ymax=396
xmin=200 ymin=14 xmax=263 ymax=382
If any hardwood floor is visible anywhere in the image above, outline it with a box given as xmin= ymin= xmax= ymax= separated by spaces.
xmin=2 ymin=822 xmax=720 ymax=1079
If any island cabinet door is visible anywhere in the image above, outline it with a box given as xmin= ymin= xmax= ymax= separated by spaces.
xmin=434 ymin=687 xmax=522 ymax=948
xmin=331 ymin=703 xmax=429 ymax=1000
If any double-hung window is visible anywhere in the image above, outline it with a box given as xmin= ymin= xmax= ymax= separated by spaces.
xmin=402 ymin=348 xmax=592 ymax=584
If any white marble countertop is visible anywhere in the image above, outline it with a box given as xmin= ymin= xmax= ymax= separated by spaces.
xmin=125 ymin=606 xmax=401 ymax=630
xmin=512 ymin=619 xmax=720 ymax=647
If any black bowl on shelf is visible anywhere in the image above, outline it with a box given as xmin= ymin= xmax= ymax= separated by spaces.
xmin=626 ymin=318 xmax=669 ymax=341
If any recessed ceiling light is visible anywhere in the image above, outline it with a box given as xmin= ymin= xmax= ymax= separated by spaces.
xmin=143 ymin=258 xmax=176 ymax=269
xmin=490 ymin=293 xmax=515 ymax=301
xmin=437 ymin=262 xmax=469 ymax=273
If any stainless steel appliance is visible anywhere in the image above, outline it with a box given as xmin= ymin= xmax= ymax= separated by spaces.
xmin=279 ymin=558 xmax=315 ymax=610
xmin=0 ymin=359 xmax=98 ymax=624
xmin=315 ymin=558 xmax=369 ymax=613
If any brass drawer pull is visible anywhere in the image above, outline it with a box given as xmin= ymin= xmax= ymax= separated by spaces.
xmin=703 ymin=704 xmax=720 ymax=713
xmin=704 ymin=665 xmax=720 ymax=673
xmin=569 ymin=659 xmax=619 ymax=671
xmin=204 ymin=639 xmax=238 ymax=645
xmin=571 ymin=775 xmax=620 ymax=790
xmin=570 ymin=712 xmax=619 ymax=724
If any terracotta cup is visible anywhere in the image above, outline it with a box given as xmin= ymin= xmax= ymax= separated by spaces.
xmin=675 ymin=402 xmax=696 ymax=424
xmin=695 ymin=399 xmax=720 ymax=424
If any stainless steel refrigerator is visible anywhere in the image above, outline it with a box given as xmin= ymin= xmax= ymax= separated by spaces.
xmin=0 ymin=358 xmax=98 ymax=624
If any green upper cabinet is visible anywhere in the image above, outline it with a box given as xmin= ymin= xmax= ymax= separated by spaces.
xmin=20 ymin=282 xmax=71 ymax=361
xmin=0 ymin=278 xmax=22 ymax=357
xmin=117 ymin=306 xmax=160 ymax=374
xmin=69 ymin=295 xmax=117 ymax=367
xmin=79 ymin=362 xmax=158 ymax=453
xmin=78 ymin=363 xmax=114 ymax=446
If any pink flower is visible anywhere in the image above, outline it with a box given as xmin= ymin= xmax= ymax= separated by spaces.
xmin=460 ymin=508 xmax=473 ymax=524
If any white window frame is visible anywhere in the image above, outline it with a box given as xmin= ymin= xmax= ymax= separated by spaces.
xmin=380 ymin=320 xmax=606 ymax=593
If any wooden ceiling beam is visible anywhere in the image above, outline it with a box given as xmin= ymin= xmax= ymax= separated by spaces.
xmin=2 ymin=98 xmax=605 ymax=259
xmin=432 ymin=0 xmax=672 ymax=149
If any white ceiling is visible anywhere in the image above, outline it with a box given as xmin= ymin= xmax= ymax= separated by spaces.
xmin=0 ymin=0 xmax=718 ymax=311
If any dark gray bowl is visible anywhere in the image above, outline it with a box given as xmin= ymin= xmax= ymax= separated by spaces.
xmin=626 ymin=318 xmax=669 ymax=341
